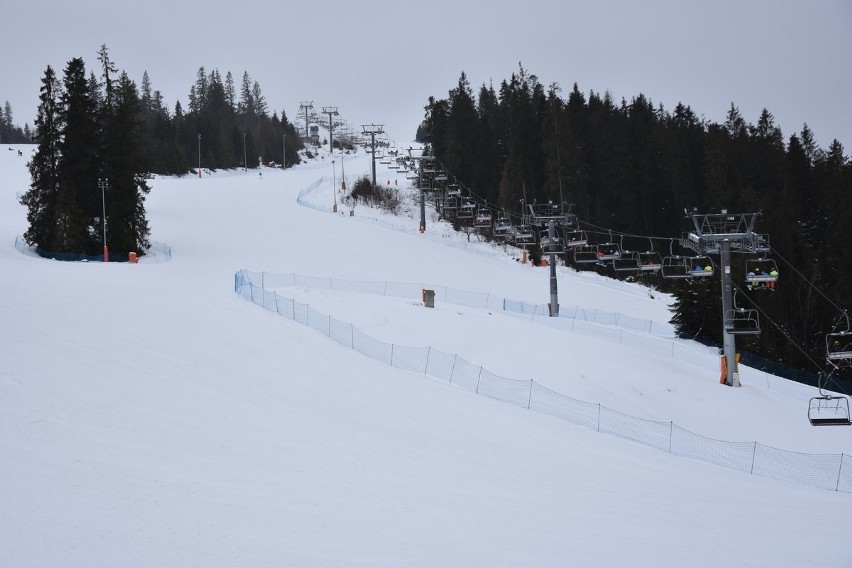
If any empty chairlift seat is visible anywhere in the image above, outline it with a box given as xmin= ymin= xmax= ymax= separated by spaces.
xmin=808 ymin=395 xmax=852 ymax=426
xmin=724 ymin=308 xmax=761 ymax=335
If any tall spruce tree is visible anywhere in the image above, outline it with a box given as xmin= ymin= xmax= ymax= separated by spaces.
xmin=21 ymin=66 xmax=62 ymax=248
xmin=56 ymin=57 xmax=99 ymax=253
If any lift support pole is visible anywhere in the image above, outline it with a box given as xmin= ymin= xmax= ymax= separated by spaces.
xmin=719 ymin=239 xmax=739 ymax=386
xmin=548 ymin=220 xmax=559 ymax=317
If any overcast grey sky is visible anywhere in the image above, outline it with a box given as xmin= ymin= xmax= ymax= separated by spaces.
xmin=3 ymin=0 xmax=851 ymax=151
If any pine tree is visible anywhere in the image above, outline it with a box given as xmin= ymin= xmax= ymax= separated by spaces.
xmin=101 ymin=71 xmax=150 ymax=255
xmin=21 ymin=66 xmax=62 ymax=248
xmin=56 ymin=57 xmax=100 ymax=253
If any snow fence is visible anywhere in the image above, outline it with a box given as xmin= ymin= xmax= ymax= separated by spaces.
xmin=234 ymin=269 xmax=852 ymax=494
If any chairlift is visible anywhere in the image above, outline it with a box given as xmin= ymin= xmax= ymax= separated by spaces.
xmin=573 ymin=244 xmax=600 ymax=264
xmin=512 ymin=225 xmax=536 ymax=248
xmin=724 ymin=290 xmax=760 ymax=335
xmin=612 ymin=250 xmax=641 ymax=272
xmin=564 ymin=229 xmax=588 ymax=248
xmin=639 ymin=251 xmax=662 ymax=272
xmin=826 ymin=313 xmax=852 ymax=363
xmin=457 ymin=197 xmax=476 ymax=220
xmin=724 ymin=308 xmax=760 ymax=335
xmin=745 ymin=257 xmax=779 ymax=290
xmin=808 ymin=374 xmax=852 ymax=426
xmin=596 ymin=241 xmax=622 ymax=262
xmin=494 ymin=213 xmax=514 ymax=236
xmin=661 ymin=256 xmax=693 ymax=279
xmin=688 ymin=256 xmax=714 ymax=277
xmin=539 ymin=230 xmax=564 ymax=254
xmin=474 ymin=208 xmax=493 ymax=228
xmin=442 ymin=196 xmax=459 ymax=210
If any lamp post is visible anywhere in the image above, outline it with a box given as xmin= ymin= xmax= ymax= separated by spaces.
xmin=340 ymin=152 xmax=346 ymax=192
xmin=197 ymin=133 xmax=202 ymax=178
xmin=332 ymin=159 xmax=337 ymax=213
xmin=243 ymin=132 xmax=247 ymax=172
xmin=99 ymin=178 xmax=109 ymax=262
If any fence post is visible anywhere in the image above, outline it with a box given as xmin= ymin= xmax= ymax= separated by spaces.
xmin=475 ymin=367 xmax=483 ymax=393
xmin=391 ymin=344 xmax=395 ymax=368
xmin=750 ymin=443 xmax=757 ymax=475
xmin=449 ymin=355 xmax=457 ymax=384
xmin=596 ymin=403 xmax=601 ymax=432
xmin=837 ymin=454 xmax=844 ymax=492
xmin=275 ymin=292 xmax=279 ymax=314
xmin=668 ymin=422 xmax=673 ymax=453
xmin=425 ymin=346 xmax=431 ymax=375
xmin=527 ymin=380 xmax=533 ymax=409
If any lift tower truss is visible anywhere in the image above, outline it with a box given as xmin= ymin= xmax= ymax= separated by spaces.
xmin=680 ymin=210 xmax=770 ymax=387
xmin=361 ymin=124 xmax=384 ymax=188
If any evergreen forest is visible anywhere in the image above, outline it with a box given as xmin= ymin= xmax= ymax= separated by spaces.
xmin=417 ymin=66 xmax=852 ymax=383
xmin=18 ymin=45 xmax=304 ymax=260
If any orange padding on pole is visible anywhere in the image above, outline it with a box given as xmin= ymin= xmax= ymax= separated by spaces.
xmin=720 ymin=353 xmax=742 ymax=384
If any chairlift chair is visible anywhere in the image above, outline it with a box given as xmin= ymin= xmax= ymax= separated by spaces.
xmin=596 ymin=242 xmax=622 ymax=262
xmin=457 ymin=197 xmax=476 ymax=220
xmin=661 ymin=256 xmax=692 ymax=279
xmin=745 ymin=257 xmax=779 ymax=289
xmin=688 ymin=256 xmax=714 ymax=277
xmin=474 ymin=208 xmax=493 ymax=228
xmin=538 ymin=230 xmax=564 ymax=254
xmin=639 ymin=251 xmax=662 ymax=272
xmin=512 ymin=225 xmax=535 ymax=248
xmin=564 ymin=229 xmax=588 ymax=248
xmin=826 ymin=332 xmax=852 ymax=362
xmin=808 ymin=374 xmax=852 ymax=426
xmin=493 ymin=213 xmax=514 ymax=236
xmin=612 ymin=251 xmax=641 ymax=272
xmin=724 ymin=308 xmax=761 ymax=335
xmin=573 ymin=244 xmax=600 ymax=264
xmin=724 ymin=290 xmax=760 ymax=335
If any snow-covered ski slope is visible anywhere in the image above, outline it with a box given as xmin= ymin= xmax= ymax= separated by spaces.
xmin=1 ymin=144 xmax=850 ymax=567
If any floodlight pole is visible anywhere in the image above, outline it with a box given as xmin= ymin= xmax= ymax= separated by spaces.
xmin=282 ymin=133 xmax=286 ymax=169
xmin=197 ymin=133 xmax=201 ymax=178
xmin=99 ymin=178 xmax=109 ymax=262
xmin=243 ymin=132 xmax=247 ymax=172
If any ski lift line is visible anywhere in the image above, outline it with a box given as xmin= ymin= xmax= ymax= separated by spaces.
xmin=729 ymin=280 xmax=850 ymax=395
xmin=769 ymin=246 xmax=849 ymax=320
xmin=577 ymin=220 xmax=678 ymax=244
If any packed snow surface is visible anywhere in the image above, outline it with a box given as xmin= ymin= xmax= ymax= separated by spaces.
xmin=1 ymin=144 xmax=850 ymax=567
